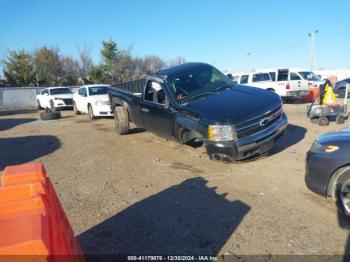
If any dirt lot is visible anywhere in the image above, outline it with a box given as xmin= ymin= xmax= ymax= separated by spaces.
xmin=1 ymin=103 xmax=350 ymax=256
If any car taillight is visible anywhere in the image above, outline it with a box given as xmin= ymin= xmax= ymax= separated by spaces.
xmin=286 ymin=83 xmax=290 ymax=90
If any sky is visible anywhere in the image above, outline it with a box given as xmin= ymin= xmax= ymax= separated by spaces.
xmin=0 ymin=0 xmax=349 ymax=73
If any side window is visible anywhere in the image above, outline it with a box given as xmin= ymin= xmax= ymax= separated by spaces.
xmin=240 ymin=75 xmax=249 ymax=84
xmin=79 ymin=88 xmax=87 ymax=97
xmin=252 ymin=73 xmax=270 ymax=82
xmin=232 ymin=76 xmax=240 ymax=83
xmin=44 ymin=89 xmax=49 ymax=95
xmin=144 ymin=81 xmax=167 ymax=105
xmin=277 ymin=70 xmax=289 ymax=81
xmin=290 ymin=72 xmax=301 ymax=80
xmin=269 ymin=72 xmax=276 ymax=81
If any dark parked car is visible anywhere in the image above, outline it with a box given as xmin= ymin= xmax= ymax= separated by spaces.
xmin=306 ymin=128 xmax=350 ymax=216
xmin=334 ymin=78 xmax=350 ymax=97
xmin=109 ymin=62 xmax=288 ymax=162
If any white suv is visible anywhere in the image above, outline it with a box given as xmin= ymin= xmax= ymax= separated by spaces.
xmin=73 ymin=84 xmax=112 ymax=119
xmin=233 ymin=69 xmax=309 ymax=98
xmin=36 ymin=87 xmax=74 ymax=111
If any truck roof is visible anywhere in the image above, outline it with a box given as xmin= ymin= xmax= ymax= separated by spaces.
xmin=155 ymin=62 xmax=211 ymax=78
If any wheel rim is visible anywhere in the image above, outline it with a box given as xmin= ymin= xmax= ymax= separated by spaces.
xmin=341 ymin=180 xmax=350 ymax=214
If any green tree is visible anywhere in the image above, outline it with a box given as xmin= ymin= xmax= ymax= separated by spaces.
xmin=88 ymin=65 xmax=106 ymax=84
xmin=34 ymin=46 xmax=63 ymax=86
xmin=100 ymin=39 xmax=120 ymax=83
xmin=2 ymin=50 xmax=35 ymax=86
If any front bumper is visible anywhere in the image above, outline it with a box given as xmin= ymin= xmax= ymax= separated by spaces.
xmin=54 ymin=99 xmax=73 ymax=109
xmin=205 ymin=113 xmax=288 ymax=162
xmin=286 ymin=90 xmax=309 ymax=97
xmin=305 ymin=151 xmax=337 ymax=197
xmin=93 ymin=104 xmax=113 ymax=116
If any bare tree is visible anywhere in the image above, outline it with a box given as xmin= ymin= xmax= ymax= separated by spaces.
xmin=167 ymin=56 xmax=186 ymax=66
xmin=77 ymin=45 xmax=93 ymax=84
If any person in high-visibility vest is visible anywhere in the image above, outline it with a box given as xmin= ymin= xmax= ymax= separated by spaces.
xmin=322 ymin=80 xmax=337 ymax=105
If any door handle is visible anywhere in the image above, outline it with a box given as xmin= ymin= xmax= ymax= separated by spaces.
xmin=141 ymin=108 xmax=150 ymax=113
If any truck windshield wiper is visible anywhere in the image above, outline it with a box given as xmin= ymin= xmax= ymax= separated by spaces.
xmin=187 ymin=92 xmax=216 ymax=101
xmin=216 ymin=85 xmax=231 ymax=92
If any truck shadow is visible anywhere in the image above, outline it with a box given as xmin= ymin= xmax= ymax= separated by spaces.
xmin=0 ymin=135 xmax=60 ymax=170
xmin=78 ymin=177 xmax=250 ymax=257
xmin=270 ymin=124 xmax=307 ymax=156
xmin=0 ymin=118 xmax=37 ymax=131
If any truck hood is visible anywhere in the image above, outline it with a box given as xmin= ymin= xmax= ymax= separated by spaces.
xmin=182 ymin=85 xmax=282 ymax=125
xmin=52 ymin=94 xmax=73 ymax=99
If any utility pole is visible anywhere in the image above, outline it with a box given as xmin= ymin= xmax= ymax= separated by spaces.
xmin=308 ymin=30 xmax=319 ymax=71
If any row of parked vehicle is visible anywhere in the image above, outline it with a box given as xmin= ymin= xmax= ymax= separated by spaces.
xmin=228 ymin=67 xmax=325 ymax=99
xmin=36 ymin=62 xmax=350 ymax=218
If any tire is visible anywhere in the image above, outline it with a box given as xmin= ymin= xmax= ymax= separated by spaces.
xmin=37 ymin=100 xmax=43 ymax=110
xmin=310 ymin=117 xmax=319 ymax=124
xmin=114 ymin=106 xmax=129 ymax=135
xmin=50 ymin=100 xmax=56 ymax=112
xmin=73 ymin=102 xmax=81 ymax=115
xmin=336 ymin=115 xmax=346 ymax=124
xmin=333 ymin=166 xmax=350 ymax=217
xmin=40 ymin=111 xmax=61 ymax=121
xmin=318 ymin=116 xmax=329 ymax=126
xmin=88 ymin=104 xmax=96 ymax=120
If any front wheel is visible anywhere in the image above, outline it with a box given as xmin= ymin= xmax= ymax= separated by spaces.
xmin=114 ymin=106 xmax=129 ymax=135
xmin=50 ymin=100 xmax=56 ymax=112
xmin=334 ymin=166 xmax=350 ymax=217
xmin=88 ymin=104 xmax=95 ymax=120
xmin=73 ymin=102 xmax=81 ymax=115
xmin=318 ymin=116 xmax=329 ymax=126
xmin=37 ymin=100 xmax=43 ymax=110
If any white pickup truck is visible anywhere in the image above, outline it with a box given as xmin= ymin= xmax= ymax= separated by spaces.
xmin=36 ymin=87 xmax=74 ymax=111
xmin=73 ymin=84 xmax=112 ymax=119
xmin=232 ymin=69 xmax=310 ymax=98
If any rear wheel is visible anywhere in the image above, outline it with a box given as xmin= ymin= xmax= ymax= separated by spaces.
xmin=336 ymin=115 xmax=346 ymax=124
xmin=318 ymin=116 xmax=329 ymax=126
xmin=88 ymin=104 xmax=95 ymax=120
xmin=114 ymin=106 xmax=129 ymax=135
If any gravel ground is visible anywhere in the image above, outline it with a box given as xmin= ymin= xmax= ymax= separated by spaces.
xmin=1 ymin=103 xmax=350 ymax=257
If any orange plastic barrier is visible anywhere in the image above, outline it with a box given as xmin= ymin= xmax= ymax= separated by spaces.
xmin=0 ymin=163 xmax=85 ymax=261
xmin=303 ymin=87 xmax=320 ymax=102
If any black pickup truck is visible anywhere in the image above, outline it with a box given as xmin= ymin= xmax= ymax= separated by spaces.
xmin=109 ymin=62 xmax=288 ymax=162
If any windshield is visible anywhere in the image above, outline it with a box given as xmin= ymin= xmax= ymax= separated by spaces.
xmin=298 ymin=71 xmax=321 ymax=81
xmin=88 ymin=86 xmax=108 ymax=95
xmin=49 ymin=88 xmax=73 ymax=95
xmin=166 ymin=64 xmax=235 ymax=103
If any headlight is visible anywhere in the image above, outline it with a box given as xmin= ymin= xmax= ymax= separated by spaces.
xmin=310 ymin=141 xmax=339 ymax=153
xmin=95 ymin=101 xmax=110 ymax=106
xmin=208 ymin=125 xmax=235 ymax=141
